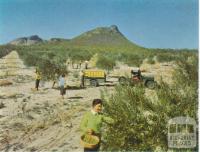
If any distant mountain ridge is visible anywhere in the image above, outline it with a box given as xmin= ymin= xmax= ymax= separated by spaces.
xmin=9 ymin=35 xmax=43 ymax=45
xmin=8 ymin=25 xmax=143 ymax=50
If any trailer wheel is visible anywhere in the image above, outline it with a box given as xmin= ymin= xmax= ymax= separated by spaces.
xmin=145 ymin=80 xmax=156 ymax=89
xmin=118 ymin=76 xmax=127 ymax=85
xmin=90 ymin=79 xmax=99 ymax=87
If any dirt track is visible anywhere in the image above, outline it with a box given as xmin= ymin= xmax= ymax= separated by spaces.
xmin=0 ymin=51 xmax=175 ymax=152
xmin=0 ymin=51 xmax=118 ymax=152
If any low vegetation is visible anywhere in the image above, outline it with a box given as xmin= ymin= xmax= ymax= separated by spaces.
xmin=101 ymin=53 xmax=198 ymax=151
xmin=0 ymin=29 xmax=198 ymax=151
xmin=0 ymin=44 xmax=17 ymax=58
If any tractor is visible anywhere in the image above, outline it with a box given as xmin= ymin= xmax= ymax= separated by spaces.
xmin=118 ymin=69 xmax=157 ymax=89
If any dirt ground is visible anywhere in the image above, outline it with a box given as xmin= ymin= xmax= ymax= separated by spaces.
xmin=0 ymin=51 xmax=175 ymax=152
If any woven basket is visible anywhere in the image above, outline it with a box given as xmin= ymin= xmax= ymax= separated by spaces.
xmin=80 ymin=134 xmax=100 ymax=149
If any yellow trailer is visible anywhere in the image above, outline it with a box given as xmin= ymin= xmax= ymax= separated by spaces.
xmin=82 ymin=70 xmax=106 ymax=87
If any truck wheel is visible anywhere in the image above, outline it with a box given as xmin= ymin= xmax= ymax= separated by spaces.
xmin=145 ymin=81 xmax=156 ymax=89
xmin=90 ymin=79 xmax=98 ymax=87
xmin=119 ymin=77 xmax=127 ymax=85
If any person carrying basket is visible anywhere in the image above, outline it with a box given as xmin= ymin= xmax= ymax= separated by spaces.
xmin=80 ymin=99 xmax=114 ymax=152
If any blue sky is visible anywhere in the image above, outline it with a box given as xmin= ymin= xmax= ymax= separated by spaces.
xmin=0 ymin=0 xmax=198 ymax=49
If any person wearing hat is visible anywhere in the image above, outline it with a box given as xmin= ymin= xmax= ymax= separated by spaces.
xmin=35 ymin=69 xmax=41 ymax=91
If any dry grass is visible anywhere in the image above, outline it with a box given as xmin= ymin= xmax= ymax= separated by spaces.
xmin=13 ymin=103 xmax=84 ymax=136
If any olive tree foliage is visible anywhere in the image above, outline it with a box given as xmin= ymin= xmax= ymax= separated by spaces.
xmin=101 ymin=84 xmax=168 ymax=151
xmin=171 ymin=54 xmax=198 ymax=119
xmin=155 ymin=53 xmax=198 ymax=120
xmin=120 ymin=52 xmax=145 ymax=67
xmin=89 ymin=53 xmax=99 ymax=67
xmin=17 ymin=50 xmax=68 ymax=80
xmin=96 ymin=54 xmax=116 ymax=72
xmin=36 ymin=54 xmax=68 ymax=80
xmin=101 ymin=53 xmax=198 ymax=151
xmin=0 ymin=44 xmax=17 ymax=58
xmin=68 ymin=49 xmax=92 ymax=63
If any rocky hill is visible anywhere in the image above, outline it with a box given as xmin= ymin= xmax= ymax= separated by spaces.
xmin=9 ymin=35 xmax=43 ymax=45
xmin=8 ymin=25 xmax=144 ymax=51
xmin=70 ymin=25 xmax=141 ymax=49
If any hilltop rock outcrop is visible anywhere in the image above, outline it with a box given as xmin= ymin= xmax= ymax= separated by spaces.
xmin=71 ymin=25 xmax=139 ymax=48
xmin=9 ymin=35 xmax=43 ymax=45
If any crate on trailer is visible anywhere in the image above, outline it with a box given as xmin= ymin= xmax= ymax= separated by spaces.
xmin=83 ymin=70 xmax=106 ymax=87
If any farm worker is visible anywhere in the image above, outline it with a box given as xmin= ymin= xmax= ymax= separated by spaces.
xmin=79 ymin=70 xmax=84 ymax=87
xmin=79 ymin=61 xmax=82 ymax=69
xmin=131 ymin=68 xmax=141 ymax=81
xmin=80 ymin=99 xmax=114 ymax=152
xmin=35 ymin=69 xmax=41 ymax=91
xmin=85 ymin=60 xmax=88 ymax=69
xmin=59 ymin=74 xmax=66 ymax=99
xmin=52 ymin=72 xmax=59 ymax=88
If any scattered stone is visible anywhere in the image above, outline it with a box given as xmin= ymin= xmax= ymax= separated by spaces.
xmin=68 ymin=96 xmax=83 ymax=99
xmin=70 ymin=103 xmax=78 ymax=106
xmin=73 ymin=113 xmax=81 ymax=118
xmin=12 ymin=143 xmax=24 ymax=151
xmin=14 ymin=98 xmax=18 ymax=102
xmin=0 ymin=95 xmax=5 ymax=99
xmin=44 ymin=101 xmax=50 ymax=108
xmin=0 ymin=115 xmax=5 ymax=119
xmin=13 ymin=75 xmax=33 ymax=83
xmin=15 ymin=94 xmax=24 ymax=98
xmin=8 ymin=93 xmax=24 ymax=99
xmin=11 ymin=122 xmax=25 ymax=131
xmin=0 ymin=102 xmax=5 ymax=109
xmin=0 ymin=80 xmax=12 ymax=86
xmin=65 ymin=123 xmax=73 ymax=128
xmin=28 ymin=147 xmax=38 ymax=152
xmin=22 ymin=97 xmax=29 ymax=102
xmin=63 ymin=102 xmax=69 ymax=106
xmin=26 ymin=114 xmax=35 ymax=120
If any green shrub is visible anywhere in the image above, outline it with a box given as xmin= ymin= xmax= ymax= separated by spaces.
xmin=37 ymin=55 xmax=68 ymax=81
xmin=101 ymin=85 xmax=162 ymax=151
xmin=101 ymin=54 xmax=198 ymax=151
xmin=124 ymin=53 xmax=144 ymax=67
xmin=69 ymin=49 xmax=92 ymax=62
xmin=156 ymin=52 xmax=178 ymax=63
xmin=73 ymin=71 xmax=79 ymax=78
xmin=0 ymin=44 xmax=16 ymax=58
xmin=146 ymin=57 xmax=155 ymax=64
xmin=96 ymin=54 xmax=116 ymax=71
xmin=17 ymin=49 xmax=68 ymax=81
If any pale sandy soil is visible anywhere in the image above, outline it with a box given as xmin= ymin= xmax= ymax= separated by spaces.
xmin=0 ymin=51 xmax=175 ymax=152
